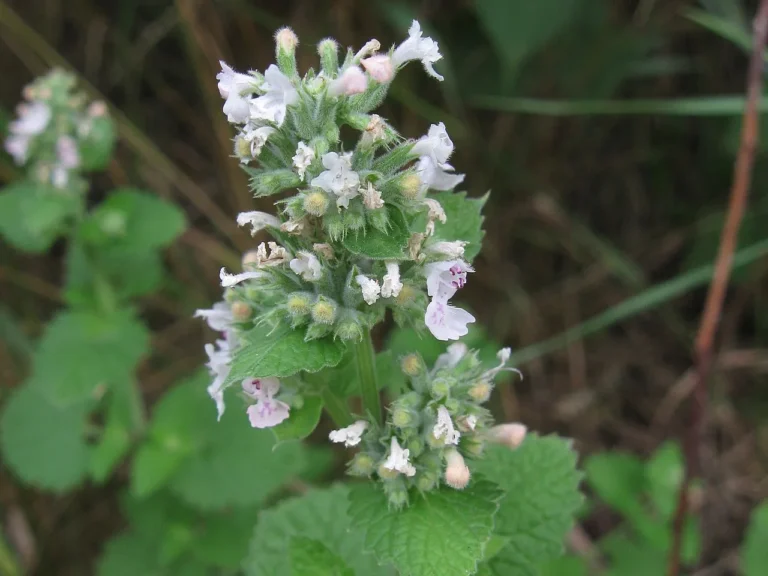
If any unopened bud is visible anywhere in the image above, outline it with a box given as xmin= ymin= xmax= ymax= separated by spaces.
xmin=444 ymin=448 xmax=471 ymax=490
xmin=231 ymin=301 xmax=252 ymax=321
xmin=416 ymin=469 xmax=439 ymax=492
xmin=406 ymin=436 xmax=424 ymax=458
xmin=384 ymin=481 xmax=409 ymax=510
xmin=303 ymin=191 xmax=329 ymax=216
xmin=378 ymin=463 xmax=399 ymax=481
xmin=304 ymin=322 xmax=333 ymax=341
xmin=392 ymin=405 xmax=417 ymax=429
xmin=348 ymin=453 xmax=376 ymax=476
xmin=334 ymin=318 xmax=364 ymax=342
xmin=329 ymin=66 xmax=368 ymax=97
xmin=462 ymin=435 xmax=485 ymax=458
xmin=398 ymin=173 xmax=422 ymax=200
xmin=88 ymin=101 xmax=108 ymax=118
xmin=234 ymin=136 xmax=251 ymax=161
xmin=467 ymin=380 xmax=493 ymax=403
xmin=401 ymin=354 xmax=424 ymax=377
xmin=343 ymin=209 xmax=366 ymax=233
xmin=488 ymin=423 xmax=527 ymax=449
xmin=317 ymin=38 xmax=339 ymax=76
xmin=275 ymin=27 xmax=299 ymax=77
xmin=362 ymin=55 xmax=394 ymax=83
xmin=311 ymin=297 xmax=337 ymax=325
xmin=444 ymin=398 xmax=460 ymax=413
xmin=430 ymin=376 xmax=454 ymax=399
xmin=286 ymin=292 xmax=312 ymax=317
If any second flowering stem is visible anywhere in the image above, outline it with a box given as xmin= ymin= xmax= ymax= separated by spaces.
xmin=355 ymin=329 xmax=381 ymax=424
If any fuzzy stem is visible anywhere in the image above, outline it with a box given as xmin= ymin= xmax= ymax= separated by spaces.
xmin=320 ymin=387 xmax=353 ymax=428
xmin=354 ymin=329 xmax=381 ymax=424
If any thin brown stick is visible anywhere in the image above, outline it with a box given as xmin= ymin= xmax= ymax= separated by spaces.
xmin=667 ymin=3 xmax=768 ymax=574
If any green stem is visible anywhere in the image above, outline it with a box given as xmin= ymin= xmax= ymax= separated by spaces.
xmin=354 ymin=329 xmax=381 ymax=424
xmin=320 ymin=387 xmax=353 ymax=428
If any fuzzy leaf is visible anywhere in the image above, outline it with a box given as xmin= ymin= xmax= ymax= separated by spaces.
xmin=226 ymin=324 xmax=345 ymax=386
xmin=743 ymin=501 xmax=768 ymax=576
xmin=343 ymin=207 xmax=410 ymax=260
xmin=290 ymin=537 xmax=355 ymax=576
xmin=0 ymin=383 xmax=89 ymax=491
xmin=426 ymin=191 xmax=487 ymax=262
xmin=472 ymin=435 xmax=583 ymax=576
xmin=272 ymin=395 xmax=324 ymax=445
xmin=0 ymin=181 xmax=79 ymax=252
xmin=245 ymin=485 xmax=390 ymax=576
xmin=347 ymin=481 xmax=503 ymax=576
xmin=32 ymin=310 xmax=149 ymax=405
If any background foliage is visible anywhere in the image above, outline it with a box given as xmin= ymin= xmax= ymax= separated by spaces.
xmin=2 ymin=0 xmax=768 ymax=574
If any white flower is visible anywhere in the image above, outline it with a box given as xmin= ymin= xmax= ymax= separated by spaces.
xmin=417 ymin=157 xmax=464 ymax=195
xmin=463 ymin=415 xmax=478 ymax=431
xmin=383 ymin=437 xmax=416 ymax=477
xmin=329 ymin=420 xmax=368 ymax=447
xmin=425 ymin=298 xmax=475 ymax=341
xmin=52 ymin=134 xmax=80 ymax=188
xmin=280 ymin=219 xmax=304 ymax=234
xmin=360 ymin=182 xmax=384 ymax=209
xmin=310 ymin=152 xmax=360 ymax=209
xmin=217 ymin=61 xmax=259 ymax=124
xmin=290 ymin=251 xmax=323 ymax=281
xmin=329 ymin=66 xmax=368 ymax=96
xmin=444 ymin=448 xmax=471 ymax=489
xmin=356 ymin=275 xmax=381 ymax=305
xmin=292 ymin=141 xmax=315 ymax=181
xmin=412 ymin=122 xmax=454 ymax=164
xmin=433 ymin=342 xmax=468 ymax=372
xmin=362 ymin=114 xmax=388 ymax=146
xmin=204 ymin=338 xmax=234 ymax=420
xmin=381 ymin=262 xmax=403 ymax=298
xmin=195 ymin=301 xmax=234 ymax=332
xmin=426 ymin=240 xmax=467 ymax=259
xmin=248 ymin=241 xmax=290 ymax=267
xmin=249 ymin=64 xmax=298 ymax=126
xmin=425 ymin=259 xmax=473 ymax=301
xmin=220 ymin=267 xmax=265 ymax=287
xmin=242 ymin=377 xmax=291 ymax=429
xmin=362 ymin=55 xmax=394 ymax=83
xmin=392 ymin=20 xmax=444 ymax=81
xmin=433 ymin=405 xmax=461 ymax=445
xmin=243 ymin=125 xmax=275 ymax=157
xmin=236 ymin=211 xmax=281 ymax=235
xmin=5 ymin=101 xmax=52 ymax=165
xmin=422 ymin=198 xmax=447 ymax=225
xmin=482 ymin=347 xmax=522 ymax=381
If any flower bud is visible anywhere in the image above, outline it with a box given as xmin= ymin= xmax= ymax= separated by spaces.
xmin=329 ymin=66 xmax=368 ymax=97
xmin=311 ymin=297 xmax=337 ymax=325
xmin=231 ymin=301 xmax=252 ymax=322
xmin=286 ymin=292 xmax=313 ymax=317
xmin=384 ymin=480 xmax=409 ymax=510
xmin=392 ymin=405 xmax=418 ymax=429
xmin=401 ymin=354 xmax=425 ymax=377
xmin=461 ymin=434 xmax=485 ymax=458
xmin=362 ymin=55 xmax=395 ymax=83
xmin=467 ymin=380 xmax=492 ymax=403
xmin=234 ymin=135 xmax=251 ymax=162
xmin=348 ymin=453 xmax=376 ymax=476
xmin=343 ymin=208 xmax=366 ymax=232
xmin=488 ymin=423 xmax=527 ymax=449
xmin=275 ymin=27 xmax=299 ymax=77
xmin=334 ymin=317 xmax=364 ymax=342
xmin=398 ymin=391 xmax=424 ymax=409
xmin=303 ymin=191 xmax=329 ymax=216
xmin=377 ymin=463 xmax=399 ymax=481
xmin=406 ymin=436 xmax=424 ymax=458
xmin=317 ymin=38 xmax=339 ymax=76
xmin=444 ymin=398 xmax=460 ymax=413
xmin=444 ymin=448 xmax=471 ymax=490
xmin=366 ymin=206 xmax=390 ymax=232
xmin=304 ymin=322 xmax=333 ymax=341
xmin=416 ymin=468 xmax=440 ymax=492
xmin=398 ymin=173 xmax=422 ymax=200
xmin=430 ymin=376 xmax=455 ymax=399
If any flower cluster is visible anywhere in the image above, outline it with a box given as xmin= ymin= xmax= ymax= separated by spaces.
xmin=4 ymin=69 xmax=112 ymax=191
xmin=330 ymin=344 xmax=525 ymax=507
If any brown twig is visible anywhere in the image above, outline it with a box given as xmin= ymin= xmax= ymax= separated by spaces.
xmin=667 ymin=3 xmax=768 ymax=574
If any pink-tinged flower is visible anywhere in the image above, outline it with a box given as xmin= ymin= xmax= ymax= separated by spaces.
xmin=425 ymin=298 xmax=475 ymax=341
xmin=362 ymin=55 xmax=394 ymax=83
xmin=444 ymin=448 xmax=471 ymax=489
xmin=383 ymin=437 xmax=416 ymax=477
xmin=329 ymin=420 xmax=368 ymax=447
xmin=5 ymin=101 xmax=52 ymax=165
xmin=329 ymin=66 xmax=368 ymax=96
xmin=249 ymin=65 xmax=298 ymax=126
xmin=56 ymin=135 xmax=80 ymax=169
xmin=392 ymin=20 xmax=444 ymax=81
xmin=425 ymin=259 xmax=473 ymax=301
xmin=243 ymin=377 xmax=290 ymax=428
xmin=488 ymin=423 xmax=527 ymax=449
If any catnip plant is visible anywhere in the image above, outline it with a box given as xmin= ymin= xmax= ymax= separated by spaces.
xmin=192 ymin=22 xmax=583 ymax=575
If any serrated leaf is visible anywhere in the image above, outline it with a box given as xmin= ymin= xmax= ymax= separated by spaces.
xmin=158 ymin=374 xmax=306 ymax=510
xmin=32 ymin=310 xmax=149 ymax=404
xmin=272 ymin=395 xmax=323 ymax=445
xmin=290 ymin=537 xmax=355 ymax=576
xmin=0 ymin=181 xmax=79 ymax=252
xmin=426 ymin=191 xmax=487 ymax=262
xmin=743 ymin=501 xmax=768 ymax=576
xmin=343 ymin=207 xmax=410 ymax=260
xmin=472 ymin=435 xmax=583 ymax=576
xmin=245 ymin=485 xmax=390 ymax=576
xmin=348 ymin=480 xmax=503 ymax=576
xmin=226 ymin=324 xmax=345 ymax=386
xmin=0 ymin=383 xmax=89 ymax=491
xmin=80 ymin=189 xmax=186 ymax=251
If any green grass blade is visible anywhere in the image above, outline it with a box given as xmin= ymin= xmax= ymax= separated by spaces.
xmin=508 ymin=238 xmax=768 ymax=366
xmin=683 ymin=8 xmax=754 ymax=54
